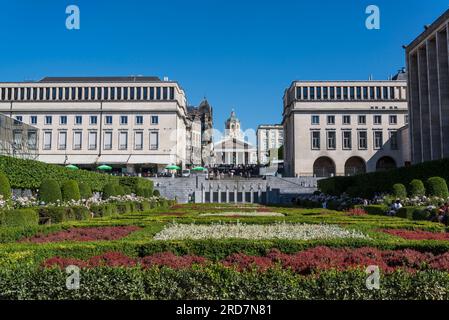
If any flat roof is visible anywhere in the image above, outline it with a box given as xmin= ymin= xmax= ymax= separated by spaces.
xmin=39 ymin=76 xmax=162 ymax=83
xmin=406 ymin=9 xmax=449 ymax=51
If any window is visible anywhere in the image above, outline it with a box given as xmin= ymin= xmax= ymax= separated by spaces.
xmin=317 ymin=87 xmax=322 ymax=99
xmin=134 ymin=131 xmax=143 ymax=150
xmin=150 ymin=87 xmax=155 ymax=100
xmin=90 ymin=116 xmax=98 ymax=125
xmin=151 ymin=116 xmax=159 ymax=125
xmin=350 ymin=87 xmax=355 ymax=100
xmin=337 ymin=87 xmax=342 ymax=99
xmin=374 ymin=115 xmax=382 ymax=125
xmin=14 ymin=116 xmax=22 ymax=125
xmin=323 ymin=87 xmax=328 ymax=100
xmin=30 ymin=116 xmax=37 ymax=125
xmin=150 ymin=131 xmax=159 ymax=150
xmin=390 ymin=131 xmax=398 ymax=150
xmin=13 ymin=130 xmax=22 ymax=146
xmin=43 ymin=131 xmax=52 ymax=150
xmin=343 ymin=131 xmax=352 ymax=150
xmin=358 ymin=131 xmax=368 ymax=150
xmin=356 ymin=87 xmax=362 ymax=100
xmin=311 ymin=115 xmax=320 ymax=125
xmin=405 ymin=115 xmax=409 ymax=125
xmin=376 ymin=87 xmax=381 ymax=99
xmin=303 ymin=87 xmax=308 ymax=100
xmin=45 ymin=116 xmax=52 ymax=125
xmin=119 ymin=131 xmax=128 ymax=150
xmin=370 ymin=87 xmax=375 ymax=99
xmin=389 ymin=115 xmax=397 ymax=125
xmin=163 ymin=87 xmax=168 ymax=100
xmin=358 ymin=115 xmax=366 ymax=125
xmin=88 ymin=131 xmax=97 ymax=150
xmin=330 ymin=87 xmax=335 ymax=99
xmin=169 ymin=87 xmax=175 ymax=100
xmin=310 ymin=87 xmax=315 ymax=100
xmin=327 ymin=115 xmax=335 ymax=125
xmin=311 ymin=131 xmax=320 ymax=150
xmin=60 ymin=116 xmax=67 ymax=125
xmin=343 ymin=87 xmax=348 ymax=100
xmin=104 ymin=132 xmax=112 ymax=150
xmin=75 ymin=116 xmax=83 ymax=125
xmin=363 ymin=87 xmax=368 ymax=99
xmin=343 ymin=115 xmax=351 ymax=125
xmin=156 ymin=87 xmax=161 ymax=100
xmin=374 ymin=131 xmax=383 ymax=149
xmin=390 ymin=87 xmax=396 ymax=100
xmin=135 ymin=116 xmax=144 ymax=125
xmin=105 ymin=116 xmax=113 ymax=125
xmin=27 ymin=131 xmax=37 ymax=150
xmin=58 ymin=132 xmax=67 ymax=150
xmin=73 ymin=132 xmax=82 ymax=150
xmin=120 ymin=116 xmax=128 ymax=125
xmin=327 ymin=131 xmax=336 ymax=150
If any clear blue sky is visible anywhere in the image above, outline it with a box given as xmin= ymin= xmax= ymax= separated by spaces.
xmin=0 ymin=0 xmax=447 ymax=131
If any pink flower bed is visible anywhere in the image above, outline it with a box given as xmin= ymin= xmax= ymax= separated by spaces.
xmin=22 ymin=226 xmax=141 ymax=243
xmin=381 ymin=229 xmax=449 ymax=241
xmin=42 ymin=246 xmax=449 ymax=274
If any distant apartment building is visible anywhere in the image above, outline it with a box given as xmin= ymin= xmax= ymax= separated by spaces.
xmin=0 ymin=76 xmax=199 ymax=174
xmin=282 ymin=73 xmax=409 ymax=177
xmin=406 ymin=9 xmax=449 ymax=164
xmin=257 ymin=124 xmax=283 ymax=165
xmin=187 ymin=99 xmax=214 ymax=167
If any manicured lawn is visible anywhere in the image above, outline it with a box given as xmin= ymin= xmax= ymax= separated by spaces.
xmin=2 ymin=203 xmax=449 ymax=300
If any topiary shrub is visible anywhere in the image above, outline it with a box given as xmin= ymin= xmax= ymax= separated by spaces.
xmin=38 ymin=179 xmax=62 ymax=204
xmin=427 ymin=177 xmax=449 ymax=198
xmin=114 ymin=185 xmax=125 ymax=196
xmin=392 ymin=184 xmax=407 ymax=199
xmin=102 ymin=183 xmax=118 ymax=200
xmin=72 ymin=206 xmax=91 ymax=221
xmin=38 ymin=207 xmax=74 ymax=224
xmin=363 ymin=205 xmax=387 ymax=216
xmin=0 ymin=209 xmax=38 ymax=227
xmin=61 ymin=180 xmax=81 ymax=202
xmin=78 ymin=182 xmax=92 ymax=200
xmin=136 ymin=186 xmax=145 ymax=197
xmin=153 ymin=190 xmax=160 ymax=197
xmin=409 ymin=179 xmax=426 ymax=197
xmin=90 ymin=203 xmax=117 ymax=217
xmin=0 ymin=172 xmax=11 ymax=200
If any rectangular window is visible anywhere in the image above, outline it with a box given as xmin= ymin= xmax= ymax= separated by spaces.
xmin=311 ymin=131 xmax=320 ymax=150
xmin=405 ymin=115 xmax=409 ymax=125
xmin=336 ymin=87 xmax=342 ymax=99
xmin=330 ymin=87 xmax=335 ymax=99
xmin=358 ymin=131 xmax=368 ymax=150
xmin=390 ymin=87 xmax=396 ymax=100
xmin=323 ymin=87 xmax=328 ymax=100
xmin=30 ymin=116 xmax=37 ymax=125
xmin=376 ymin=87 xmax=381 ymax=99
xmin=374 ymin=115 xmax=382 ymax=125
xmin=390 ymin=131 xmax=398 ymax=150
xmin=119 ymin=131 xmax=128 ymax=150
xmin=28 ymin=131 xmax=37 ymax=150
xmin=135 ymin=116 xmax=144 ymax=125
xmin=311 ymin=115 xmax=320 ymax=125
xmin=150 ymin=131 xmax=159 ymax=150
xmin=117 ymin=87 xmax=122 ymax=100
xmin=73 ymin=132 xmax=82 ymax=150
xmin=13 ymin=130 xmax=22 ymax=146
xmin=327 ymin=131 xmax=336 ymax=150
xmin=58 ymin=131 xmax=67 ymax=150
xmin=310 ymin=87 xmax=315 ymax=100
xmin=350 ymin=87 xmax=355 ymax=100
xmin=374 ymin=131 xmax=383 ymax=149
xmin=343 ymin=131 xmax=352 ymax=150
xmin=327 ymin=115 xmax=335 ymax=125
xmin=363 ymin=87 xmax=368 ymax=99
xmin=120 ymin=116 xmax=128 ymax=125
xmin=130 ymin=87 xmax=135 ymax=100
xmin=343 ymin=87 xmax=348 ymax=100
xmin=303 ymin=87 xmax=308 ymax=100
xmin=90 ymin=116 xmax=98 ymax=125
xmin=134 ymin=131 xmax=143 ymax=150
xmin=370 ymin=87 xmax=375 ymax=99
xmin=75 ymin=116 xmax=83 ymax=125
xmin=163 ymin=87 xmax=168 ymax=100
xmin=356 ymin=87 xmax=362 ymax=100
xmin=343 ymin=115 xmax=351 ymax=125
xmin=88 ymin=131 xmax=97 ymax=150
xmin=143 ymin=87 xmax=148 ymax=100
xmin=45 ymin=116 xmax=52 ymax=125
xmin=169 ymin=87 xmax=175 ymax=100
xmin=316 ymin=87 xmax=322 ymax=100
xmin=43 ymin=131 xmax=52 ymax=150
xmin=150 ymin=87 xmax=155 ymax=100
xmin=358 ymin=115 xmax=366 ymax=125
xmin=151 ymin=116 xmax=159 ymax=125
xmin=124 ymin=88 xmax=129 ymax=100
xmin=389 ymin=115 xmax=398 ymax=125
xmin=14 ymin=116 xmax=23 ymax=125
xmin=156 ymin=87 xmax=161 ymax=100
xmin=104 ymin=132 xmax=112 ymax=150
xmin=383 ymin=87 xmax=389 ymax=100
xmin=105 ymin=116 xmax=113 ymax=125
xmin=60 ymin=116 xmax=67 ymax=125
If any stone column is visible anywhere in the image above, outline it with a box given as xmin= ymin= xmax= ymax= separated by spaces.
xmin=234 ymin=186 xmax=238 ymax=204
xmin=242 ymin=185 xmax=246 ymax=203
xmin=209 ymin=184 xmax=213 ymax=203
xmin=201 ymin=183 xmax=205 ymax=204
xmin=250 ymin=186 xmax=254 ymax=203
xmin=226 ymin=186 xmax=229 ymax=203
xmin=258 ymin=184 xmax=262 ymax=204
xmin=217 ymin=185 xmax=222 ymax=203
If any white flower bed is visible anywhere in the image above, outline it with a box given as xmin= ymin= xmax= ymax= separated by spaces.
xmin=153 ymin=222 xmax=369 ymax=241
xmin=199 ymin=212 xmax=284 ymax=217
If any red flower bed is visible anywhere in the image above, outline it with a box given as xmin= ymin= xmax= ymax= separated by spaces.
xmin=381 ymin=229 xmax=449 ymax=241
xmin=42 ymin=247 xmax=449 ymax=274
xmin=345 ymin=208 xmax=368 ymax=216
xmin=22 ymin=226 xmax=141 ymax=243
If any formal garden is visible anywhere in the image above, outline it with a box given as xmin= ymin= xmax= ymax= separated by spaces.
xmin=4 ymin=156 xmax=449 ymax=299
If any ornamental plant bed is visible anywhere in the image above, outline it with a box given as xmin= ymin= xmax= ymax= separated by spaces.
xmin=20 ymin=226 xmax=141 ymax=243
xmin=381 ymin=229 xmax=449 ymax=241
xmin=41 ymin=246 xmax=449 ymax=274
xmin=199 ymin=212 xmax=284 ymax=217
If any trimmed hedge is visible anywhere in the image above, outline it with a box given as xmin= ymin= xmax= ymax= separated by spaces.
xmin=102 ymin=183 xmax=118 ymax=200
xmin=2 ymin=267 xmax=449 ymax=300
xmin=119 ymin=177 xmax=153 ymax=196
xmin=90 ymin=203 xmax=118 ymax=217
xmin=38 ymin=179 xmax=62 ymax=204
xmin=362 ymin=205 xmax=387 ymax=216
xmin=78 ymin=182 xmax=92 ymax=200
xmin=0 ymin=172 xmax=11 ymax=200
xmin=409 ymin=179 xmax=425 ymax=197
xmin=61 ymin=180 xmax=81 ymax=202
xmin=0 ymin=209 xmax=38 ymax=227
xmin=318 ymin=158 xmax=449 ymax=198
xmin=153 ymin=190 xmax=160 ymax=197
xmin=392 ymin=184 xmax=407 ymax=199
xmin=427 ymin=177 xmax=449 ymax=198
xmin=38 ymin=207 xmax=74 ymax=224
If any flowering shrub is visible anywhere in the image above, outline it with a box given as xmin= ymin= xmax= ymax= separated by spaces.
xmin=381 ymin=229 xmax=449 ymax=241
xmin=344 ymin=208 xmax=368 ymax=216
xmin=153 ymin=222 xmax=369 ymax=241
xmin=21 ymin=226 xmax=141 ymax=243
xmin=41 ymin=246 xmax=449 ymax=274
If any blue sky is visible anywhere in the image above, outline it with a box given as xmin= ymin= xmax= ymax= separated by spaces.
xmin=0 ymin=0 xmax=447 ymax=131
